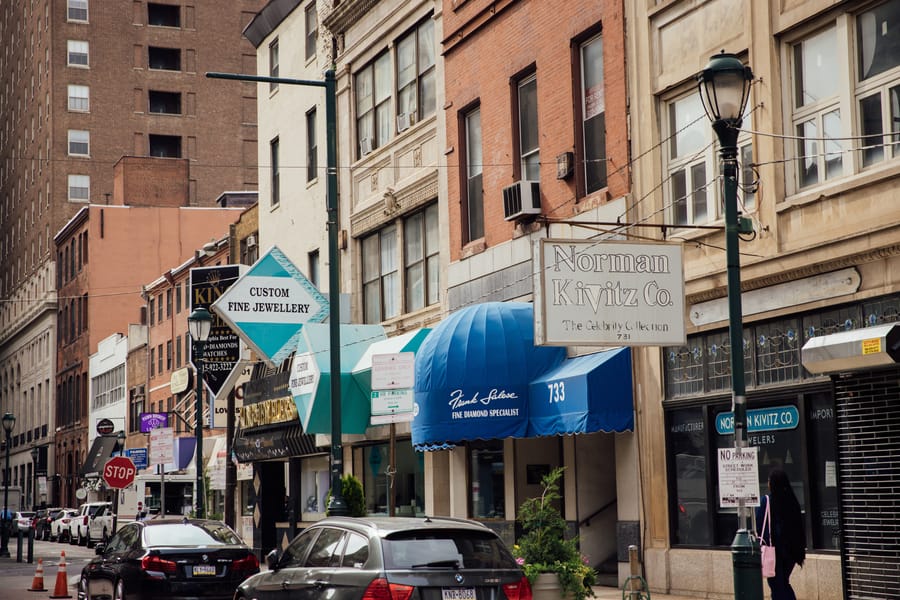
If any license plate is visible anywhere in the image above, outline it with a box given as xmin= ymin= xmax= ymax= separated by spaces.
xmin=192 ymin=565 xmax=217 ymax=576
xmin=442 ymin=588 xmax=476 ymax=600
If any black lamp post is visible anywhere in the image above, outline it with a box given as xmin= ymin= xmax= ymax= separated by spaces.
xmin=30 ymin=447 xmax=39 ymax=510
xmin=188 ymin=306 xmax=213 ymax=519
xmin=1 ymin=412 xmax=15 ymax=557
xmin=698 ymin=53 xmax=760 ymax=600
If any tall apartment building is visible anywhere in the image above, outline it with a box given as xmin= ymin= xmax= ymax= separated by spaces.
xmin=0 ymin=0 xmax=263 ymax=509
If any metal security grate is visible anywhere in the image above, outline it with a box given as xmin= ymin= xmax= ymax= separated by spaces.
xmin=834 ymin=368 xmax=900 ymax=600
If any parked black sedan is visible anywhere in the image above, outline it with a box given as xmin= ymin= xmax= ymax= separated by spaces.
xmin=236 ymin=516 xmax=530 ymax=600
xmin=77 ymin=517 xmax=259 ymax=600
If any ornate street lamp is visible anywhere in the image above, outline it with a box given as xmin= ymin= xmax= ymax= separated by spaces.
xmin=698 ymin=53 xmax=759 ymax=600
xmin=1 ymin=412 xmax=16 ymax=557
xmin=188 ymin=306 xmax=213 ymax=519
xmin=30 ymin=447 xmax=39 ymax=510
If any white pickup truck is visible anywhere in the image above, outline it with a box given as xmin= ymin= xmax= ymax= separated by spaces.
xmin=70 ymin=501 xmax=114 ymax=547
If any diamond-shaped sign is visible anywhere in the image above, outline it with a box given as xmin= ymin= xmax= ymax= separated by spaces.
xmin=212 ymin=246 xmax=328 ymax=365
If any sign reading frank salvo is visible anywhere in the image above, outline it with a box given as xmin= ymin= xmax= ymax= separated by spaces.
xmin=534 ymin=239 xmax=685 ymax=346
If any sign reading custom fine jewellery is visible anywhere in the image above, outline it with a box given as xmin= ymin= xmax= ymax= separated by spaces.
xmin=534 ymin=239 xmax=686 ymax=346
xmin=191 ymin=265 xmax=245 ymax=396
xmin=212 ymin=246 xmax=329 ymax=365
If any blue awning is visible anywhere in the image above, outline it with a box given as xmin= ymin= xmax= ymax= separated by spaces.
xmin=528 ymin=348 xmax=633 ymax=436
xmin=413 ymin=302 xmax=567 ymax=450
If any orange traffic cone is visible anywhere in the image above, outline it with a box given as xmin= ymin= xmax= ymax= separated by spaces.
xmin=27 ymin=557 xmax=47 ymax=592
xmin=48 ymin=551 xmax=72 ymax=599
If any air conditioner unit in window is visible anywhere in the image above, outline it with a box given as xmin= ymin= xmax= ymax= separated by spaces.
xmin=502 ymin=180 xmax=541 ymax=221
xmin=397 ymin=112 xmax=412 ymax=133
xmin=246 ymin=234 xmax=257 ymax=248
xmin=360 ymin=137 xmax=373 ymax=156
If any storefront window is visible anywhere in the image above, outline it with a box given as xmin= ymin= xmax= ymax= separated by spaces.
xmin=667 ymin=407 xmax=710 ymax=545
xmin=469 ymin=441 xmax=505 ymax=519
xmin=806 ymin=392 xmax=838 ymax=550
xmin=362 ymin=441 xmax=424 ymax=516
xmin=300 ymin=456 xmax=329 ymax=517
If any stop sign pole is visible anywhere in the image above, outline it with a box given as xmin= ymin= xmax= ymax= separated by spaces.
xmin=103 ymin=456 xmax=136 ymax=536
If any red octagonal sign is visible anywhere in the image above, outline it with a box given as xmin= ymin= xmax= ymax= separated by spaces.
xmin=103 ymin=456 xmax=137 ymax=489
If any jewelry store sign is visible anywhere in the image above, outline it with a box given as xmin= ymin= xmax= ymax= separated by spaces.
xmin=535 ymin=239 xmax=685 ymax=346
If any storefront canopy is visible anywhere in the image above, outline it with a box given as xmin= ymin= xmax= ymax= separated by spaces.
xmin=528 ymin=348 xmax=633 ymax=436
xmin=351 ymin=328 xmax=431 ymax=398
xmin=293 ymin=323 xmax=386 ymax=435
xmin=81 ymin=435 xmax=121 ymax=477
xmin=412 ymin=302 xmax=566 ymax=450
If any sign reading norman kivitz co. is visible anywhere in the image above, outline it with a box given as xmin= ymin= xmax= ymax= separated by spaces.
xmin=534 ymin=239 xmax=686 ymax=346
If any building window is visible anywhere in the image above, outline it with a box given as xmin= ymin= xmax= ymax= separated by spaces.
xmin=148 ymin=46 xmax=181 ymax=71
xmin=149 ymin=90 xmax=182 ymax=114
xmin=148 ymin=2 xmax=180 ymax=27
xmin=269 ymin=39 xmax=279 ymax=92
xmin=67 ymin=175 xmax=89 ymax=202
xmin=404 ymin=203 xmax=439 ymax=312
xmin=360 ymin=441 xmax=424 ymax=516
xmin=579 ymin=34 xmax=606 ymax=194
xmin=67 ymin=130 xmax=90 ymax=156
xmin=157 ymin=344 xmax=163 ymax=375
xmin=129 ymin=386 xmax=145 ymax=434
xmin=469 ymin=441 xmax=505 ymax=519
xmin=149 ymin=134 xmax=182 ymax=157
xmin=175 ymin=284 xmax=181 ymax=313
xmin=149 ymin=297 xmax=156 ymax=326
xmin=308 ymin=250 xmax=320 ymax=289
xmin=157 ymin=294 xmax=163 ymax=322
xmin=166 ymin=341 xmax=173 ymax=371
xmin=149 ymin=346 xmax=156 ymax=377
xmin=396 ymin=18 xmax=436 ymax=130
xmin=517 ymin=74 xmax=539 ymax=180
xmin=175 ymin=335 xmax=182 ymax=367
xmin=306 ymin=108 xmax=317 ymax=182
xmin=664 ymin=88 xmax=753 ymax=226
xmin=67 ymin=85 xmax=89 ymax=112
xmin=856 ymin=2 xmax=900 ymax=167
xmin=355 ymin=53 xmax=391 ymax=157
xmin=270 ymin=137 xmax=280 ymax=207
xmin=305 ymin=3 xmax=317 ymax=61
xmin=67 ymin=40 xmax=89 ymax=67
xmin=463 ymin=106 xmax=484 ymax=242
xmin=67 ymin=0 xmax=88 ymax=22
xmin=166 ymin=289 xmax=172 ymax=317
xmin=362 ymin=225 xmax=398 ymax=324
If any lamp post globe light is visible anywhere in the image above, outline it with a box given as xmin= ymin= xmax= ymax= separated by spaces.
xmin=1 ymin=412 xmax=15 ymax=557
xmin=188 ymin=306 xmax=213 ymax=519
xmin=698 ymin=53 xmax=760 ymax=600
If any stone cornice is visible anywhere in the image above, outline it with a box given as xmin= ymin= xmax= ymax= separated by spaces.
xmin=323 ymin=0 xmax=381 ymax=35
xmin=350 ymin=170 xmax=439 ymax=237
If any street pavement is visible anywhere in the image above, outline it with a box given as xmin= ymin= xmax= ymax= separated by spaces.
xmin=0 ymin=537 xmax=704 ymax=600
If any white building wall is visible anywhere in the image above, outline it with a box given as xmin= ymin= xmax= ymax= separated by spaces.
xmin=88 ymin=333 xmax=129 ymax=448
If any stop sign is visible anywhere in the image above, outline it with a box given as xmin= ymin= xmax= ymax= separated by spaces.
xmin=103 ymin=456 xmax=137 ymax=489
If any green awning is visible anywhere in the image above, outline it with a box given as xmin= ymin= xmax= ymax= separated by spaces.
xmin=292 ymin=324 xmax=386 ymax=435
xmin=351 ymin=328 xmax=431 ymax=398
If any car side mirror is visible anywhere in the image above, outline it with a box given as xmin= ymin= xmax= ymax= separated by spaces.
xmin=95 ymin=543 xmax=106 ymax=555
xmin=265 ymin=549 xmax=280 ymax=571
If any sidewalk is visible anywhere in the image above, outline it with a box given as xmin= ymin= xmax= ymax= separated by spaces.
xmin=594 ymin=585 xmax=704 ymax=600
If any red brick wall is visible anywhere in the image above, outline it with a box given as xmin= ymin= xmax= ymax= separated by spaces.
xmin=113 ymin=156 xmax=190 ymax=207
xmin=443 ymin=0 xmax=629 ymax=261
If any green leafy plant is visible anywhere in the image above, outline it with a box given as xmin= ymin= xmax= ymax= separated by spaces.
xmin=326 ymin=474 xmax=367 ymax=517
xmin=514 ymin=467 xmax=596 ymax=600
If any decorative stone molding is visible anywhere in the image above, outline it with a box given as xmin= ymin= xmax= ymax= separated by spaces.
xmin=350 ymin=170 xmax=439 ymax=237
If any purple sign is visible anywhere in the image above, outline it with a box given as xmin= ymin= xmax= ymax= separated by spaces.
xmin=140 ymin=412 xmax=169 ymax=433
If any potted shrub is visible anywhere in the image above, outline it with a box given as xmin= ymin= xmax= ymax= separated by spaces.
xmin=513 ymin=467 xmax=596 ymax=600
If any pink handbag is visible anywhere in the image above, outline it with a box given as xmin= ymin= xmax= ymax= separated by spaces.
xmin=760 ymin=495 xmax=776 ymax=578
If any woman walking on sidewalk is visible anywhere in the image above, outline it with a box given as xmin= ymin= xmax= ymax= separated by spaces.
xmin=757 ymin=468 xmax=806 ymax=600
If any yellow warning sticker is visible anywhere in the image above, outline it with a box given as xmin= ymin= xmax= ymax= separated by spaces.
xmin=861 ymin=338 xmax=882 ymax=355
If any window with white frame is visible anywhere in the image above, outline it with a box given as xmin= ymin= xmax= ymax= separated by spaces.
xmin=67 ymin=40 xmax=89 ymax=67
xmin=306 ymin=108 xmax=317 ymax=182
xmin=68 ymin=130 xmax=89 ymax=156
xmin=404 ymin=203 xmax=440 ymax=311
xmin=464 ymin=107 xmax=484 ymax=242
xmin=356 ymin=53 xmax=391 ymax=158
xmin=67 ymin=0 xmax=88 ymax=22
xmin=68 ymin=175 xmax=89 ymax=202
xmin=517 ymin=74 xmax=540 ymax=180
xmin=664 ymin=89 xmax=754 ymax=226
xmin=69 ymin=84 xmax=91 ymax=112
xmin=269 ymin=38 xmax=279 ymax=92
xmin=787 ymin=2 xmax=900 ymax=191
xmin=580 ymin=34 xmax=607 ymax=194
xmin=362 ymin=225 xmax=399 ymax=324
xmin=396 ymin=18 xmax=435 ymax=130
xmin=270 ymin=137 xmax=280 ymax=207
xmin=305 ymin=3 xmax=317 ymax=61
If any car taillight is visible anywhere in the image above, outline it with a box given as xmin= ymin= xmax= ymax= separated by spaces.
xmin=141 ymin=555 xmax=177 ymax=574
xmin=362 ymin=578 xmax=414 ymax=600
xmin=62 ymin=518 xmax=70 ymax=524
xmin=231 ymin=553 xmax=259 ymax=572
xmin=503 ymin=576 xmax=533 ymax=600
xmin=83 ymin=516 xmax=89 ymax=525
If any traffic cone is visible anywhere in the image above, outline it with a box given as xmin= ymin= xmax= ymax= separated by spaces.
xmin=48 ymin=551 xmax=72 ymax=599
xmin=27 ymin=557 xmax=47 ymax=592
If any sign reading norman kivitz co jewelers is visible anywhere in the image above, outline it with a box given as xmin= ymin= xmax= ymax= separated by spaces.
xmin=534 ymin=239 xmax=686 ymax=346
xmin=212 ymin=246 xmax=328 ymax=365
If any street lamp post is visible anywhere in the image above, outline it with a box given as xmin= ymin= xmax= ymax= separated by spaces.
xmin=188 ymin=307 xmax=213 ymax=519
xmin=1 ymin=412 xmax=15 ymax=557
xmin=206 ymin=69 xmax=348 ymax=516
xmin=30 ymin=447 xmax=39 ymax=510
xmin=698 ymin=53 xmax=760 ymax=600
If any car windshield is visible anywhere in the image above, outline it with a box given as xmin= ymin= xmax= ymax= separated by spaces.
xmin=382 ymin=529 xmax=517 ymax=570
xmin=143 ymin=522 xmax=243 ymax=547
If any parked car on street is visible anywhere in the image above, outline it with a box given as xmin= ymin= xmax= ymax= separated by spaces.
xmin=51 ymin=508 xmax=78 ymax=542
xmin=14 ymin=510 xmax=36 ymax=532
xmin=71 ymin=501 xmax=112 ymax=547
xmin=34 ymin=507 xmax=64 ymax=540
xmin=236 ymin=516 xmax=530 ymax=600
xmin=77 ymin=518 xmax=259 ymax=600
